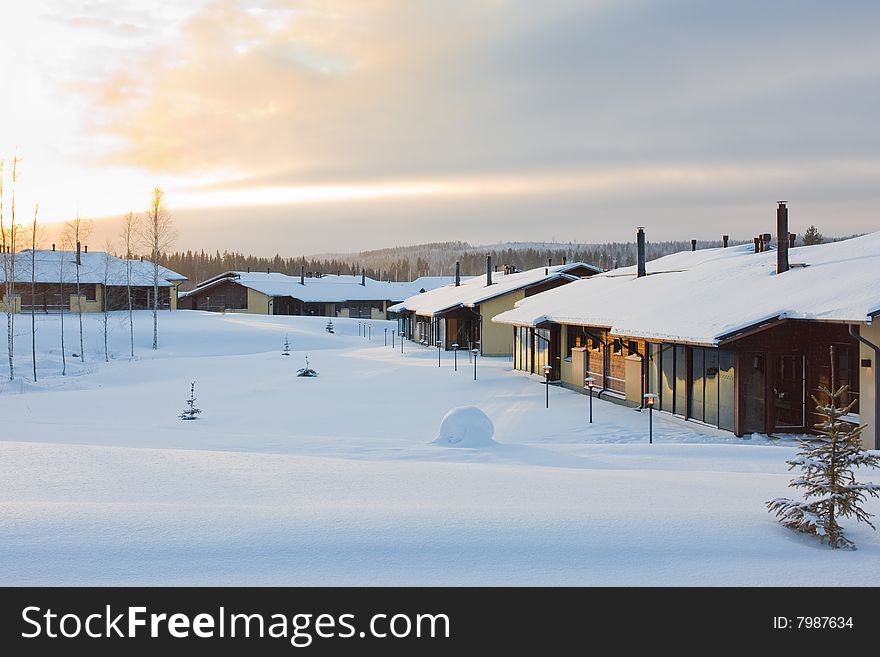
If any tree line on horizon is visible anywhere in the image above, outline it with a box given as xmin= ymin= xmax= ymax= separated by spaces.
xmin=161 ymin=228 xmax=835 ymax=291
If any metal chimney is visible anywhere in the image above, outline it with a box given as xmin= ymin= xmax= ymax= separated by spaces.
xmin=300 ymin=266 xmax=305 ymax=285
xmin=789 ymin=232 xmax=796 ymax=248
xmin=52 ymin=243 xmax=55 ymax=251
xmin=636 ymin=228 xmax=646 ymax=277
xmin=548 ymin=258 xmax=552 ymax=268
xmin=84 ymin=245 xmax=88 ymax=253
xmin=691 ymin=239 xmax=697 ymax=252
xmin=562 ymin=256 xmax=567 ymax=265
xmin=455 ymin=261 xmax=461 ymax=286
xmin=776 ymin=201 xmax=790 ymax=274
xmin=722 ymin=235 xmax=729 ymax=248
xmin=76 ymin=241 xmax=81 ymax=266
xmin=754 ymin=237 xmax=760 ymax=253
xmin=361 ymin=268 xmax=366 ymax=286
xmin=486 ymin=255 xmax=493 ymax=286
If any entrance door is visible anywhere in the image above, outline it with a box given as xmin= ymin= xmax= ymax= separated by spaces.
xmin=773 ymin=355 xmax=806 ymax=429
xmin=741 ymin=352 xmax=766 ymax=434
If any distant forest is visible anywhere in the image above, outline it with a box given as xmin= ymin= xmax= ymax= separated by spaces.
xmin=162 ymin=238 xmax=751 ymax=290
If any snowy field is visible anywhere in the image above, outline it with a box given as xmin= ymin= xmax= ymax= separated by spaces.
xmin=1 ymin=310 xmax=879 ymax=586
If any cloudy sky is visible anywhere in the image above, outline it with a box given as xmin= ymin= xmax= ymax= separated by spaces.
xmin=1 ymin=0 xmax=878 ymax=254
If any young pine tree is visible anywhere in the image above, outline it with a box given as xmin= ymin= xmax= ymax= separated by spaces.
xmin=282 ymin=334 xmax=290 ymax=356
xmin=179 ymin=381 xmax=202 ymax=420
xmin=767 ymin=347 xmax=880 ymax=549
xmin=325 ymin=319 xmax=334 ymax=334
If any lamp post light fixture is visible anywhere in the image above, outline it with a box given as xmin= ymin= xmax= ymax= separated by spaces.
xmin=543 ymin=365 xmax=553 ymax=408
xmin=436 ymin=340 xmax=442 ymax=367
xmin=584 ymin=377 xmax=596 ymax=423
xmin=643 ymin=393 xmax=657 ymax=444
xmin=400 ymin=331 xmax=405 ymax=354
xmin=471 ymin=348 xmax=479 ymax=380
xmin=452 ymin=343 xmax=459 ymax=371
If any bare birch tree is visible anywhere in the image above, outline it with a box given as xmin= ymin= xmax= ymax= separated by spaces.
xmin=121 ymin=211 xmax=136 ymax=359
xmin=100 ymin=240 xmax=113 ymax=363
xmin=29 ymin=203 xmax=43 ymax=381
xmin=1 ymin=157 xmax=22 ymax=381
xmin=58 ymin=245 xmax=67 ymax=376
xmin=62 ymin=214 xmax=91 ymax=363
xmin=141 ymin=187 xmax=174 ymax=350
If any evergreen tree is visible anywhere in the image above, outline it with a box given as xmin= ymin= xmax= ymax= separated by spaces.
xmin=325 ymin=319 xmax=334 ymax=334
xmin=803 ymin=225 xmax=824 ymax=246
xmin=282 ymin=334 xmax=291 ymax=356
xmin=767 ymin=347 xmax=880 ymax=549
xmin=296 ymin=355 xmax=318 ymax=377
xmin=179 ymin=381 xmax=203 ymax=420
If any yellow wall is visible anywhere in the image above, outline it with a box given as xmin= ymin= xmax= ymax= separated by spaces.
xmin=1 ymin=294 xmax=21 ymax=313
xmin=69 ymin=285 xmax=103 ymax=313
xmin=170 ymin=283 xmax=179 ymax=310
xmin=246 ymin=288 xmax=272 ymax=314
xmin=479 ymin=290 xmax=525 ymax=356
xmin=624 ymin=354 xmax=643 ymax=405
xmin=371 ymin=307 xmax=385 ymax=320
xmin=860 ymin=322 xmax=879 ymax=450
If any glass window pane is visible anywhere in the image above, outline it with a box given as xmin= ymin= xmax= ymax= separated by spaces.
xmin=690 ymin=348 xmax=704 ymax=421
xmin=648 ymin=343 xmax=658 ymax=396
xmin=674 ymin=346 xmax=687 ymax=416
xmin=661 ymin=345 xmax=674 ymax=413
xmin=718 ymin=350 xmax=736 ymax=431
xmin=704 ymin=350 xmax=719 ymax=427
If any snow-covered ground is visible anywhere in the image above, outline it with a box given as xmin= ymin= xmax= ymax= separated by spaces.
xmin=1 ymin=311 xmax=878 ymax=585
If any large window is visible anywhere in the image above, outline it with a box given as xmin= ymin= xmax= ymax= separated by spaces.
xmin=649 ymin=343 xmax=736 ymax=429
xmin=566 ymin=326 xmax=586 ymax=361
xmin=534 ymin=328 xmax=550 ymax=375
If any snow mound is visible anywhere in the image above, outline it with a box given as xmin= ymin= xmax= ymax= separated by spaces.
xmin=433 ymin=406 xmax=496 ymax=448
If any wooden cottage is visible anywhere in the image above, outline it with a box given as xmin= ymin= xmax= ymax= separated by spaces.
xmin=0 ymin=248 xmax=186 ymax=313
xmin=388 ymin=259 xmax=601 ymax=356
xmin=177 ymin=270 xmax=455 ymax=319
xmin=494 ymin=219 xmax=880 ymax=448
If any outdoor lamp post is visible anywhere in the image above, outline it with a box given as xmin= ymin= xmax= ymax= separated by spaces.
xmin=644 ymin=393 xmax=657 ymax=444
xmin=392 ymin=329 xmax=395 ymax=348
xmin=452 ymin=343 xmax=459 ymax=371
xmin=400 ymin=331 xmax=405 ymax=354
xmin=384 ymin=327 xmax=387 ymax=346
xmin=471 ymin=348 xmax=479 ymax=380
xmin=584 ymin=377 xmax=596 ymax=423
xmin=368 ymin=325 xmax=371 ymax=341
xmin=543 ymin=365 xmax=553 ymax=408
xmin=437 ymin=340 xmax=442 ymax=367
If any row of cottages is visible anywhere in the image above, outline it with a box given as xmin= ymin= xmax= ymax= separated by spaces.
xmin=0 ymin=247 xmax=187 ymax=313
xmin=177 ymin=268 xmax=456 ymax=319
xmin=388 ymin=259 xmax=602 ymax=355
xmin=492 ymin=208 xmax=880 ymax=449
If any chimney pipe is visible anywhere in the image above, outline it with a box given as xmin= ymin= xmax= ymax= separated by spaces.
xmin=562 ymin=256 xmax=567 ymax=264
xmin=52 ymin=243 xmax=56 ymax=251
xmin=361 ymin=268 xmax=366 ymax=286
xmin=548 ymin=258 xmax=552 ymax=268
xmin=722 ymin=235 xmax=729 ymax=248
xmin=789 ymin=232 xmax=796 ymax=248
xmin=76 ymin=241 xmax=81 ymax=266
xmin=300 ymin=266 xmax=305 ymax=285
xmin=84 ymin=245 xmax=88 ymax=253
xmin=636 ymin=227 xmax=646 ymax=277
xmin=776 ymin=201 xmax=790 ymax=274
xmin=754 ymin=237 xmax=760 ymax=253
xmin=690 ymin=239 xmax=697 ymax=252
xmin=486 ymin=255 xmax=493 ymax=286
xmin=455 ymin=261 xmax=461 ymax=286
xmin=266 ymin=267 xmax=270 ymax=274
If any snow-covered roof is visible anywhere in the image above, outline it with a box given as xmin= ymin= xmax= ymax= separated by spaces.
xmin=387 ymin=262 xmax=602 ymax=317
xmin=0 ymin=250 xmax=186 ymax=287
xmin=179 ymin=271 xmax=460 ymax=303
xmin=492 ymin=233 xmax=880 ymax=346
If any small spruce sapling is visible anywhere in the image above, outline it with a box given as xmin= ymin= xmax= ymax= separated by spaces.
xmin=325 ymin=319 xmax=334 ymax=334
xmin=767 ymin=346 xmax=880 ymax=549
xmin=179 ymin=381 xmax=203 ymax=420
xmin=282 ymin=334 xmax=291 ymax=356
xmin=296 ymin=355 xmax=318 ymax=377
